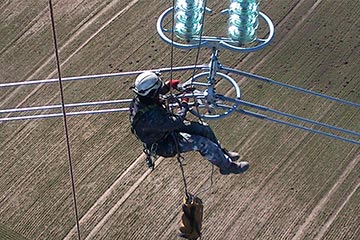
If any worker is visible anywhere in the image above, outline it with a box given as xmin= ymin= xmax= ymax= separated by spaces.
xmin=129 ymin=71 xmax=249 ymax=174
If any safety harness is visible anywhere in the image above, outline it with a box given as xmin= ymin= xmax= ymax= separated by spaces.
xmin=129 ymin=97 xmax=158 ymax=169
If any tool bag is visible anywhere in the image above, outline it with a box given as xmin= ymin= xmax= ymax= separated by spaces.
xmin=179 ymin=194 xmax=203 ymax=240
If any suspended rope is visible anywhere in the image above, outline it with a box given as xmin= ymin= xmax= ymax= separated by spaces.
xmin=167 ymin=4 xmax=210 ymax=238
xmin=167 ymin=0 xmax=215 ymax=196
xmin=169 ymin=0 xmax=189 ymax=198
xmin=48 ymin=1 xmax=81 ymax=239
xmin=170 ymin=0 xmax=176 ymax=87
xmin=172 ymin=133 xmax=189 ymax=197
xmin=195 ymin=165 xmax=214 ymax=196
xmin=189 ymin=0 xmax=208 ymax=80
xmin=190 ymin=0 xmax=208 ymax=124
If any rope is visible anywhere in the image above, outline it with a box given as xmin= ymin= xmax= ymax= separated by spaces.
xmin=48 ymin=1 xmax=81 ymax=239
xmin=170 ymin=0 xmax=176 ymax=87
xmin=172 ymin=133 xmax=189 ymax=198
xmin=195 ymin=165 xmax=214 ymax=196
xmin=186 ymin=0 xmax=215 ymax=196
xmin=189 ymin=0 xmax=208 ymax=124
xmin=167 ymin=0 xmax=215 ymax=198
xmin=164 ymin=0 xmax=177 ymax=115
xmin=167 ymin=0 xmax=208 ymax=198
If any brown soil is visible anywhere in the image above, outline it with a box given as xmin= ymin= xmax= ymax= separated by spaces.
xmin=0 ymin=0 xmax=359 ymax=239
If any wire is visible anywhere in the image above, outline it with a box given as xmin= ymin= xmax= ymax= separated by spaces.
xmin=0 ymin=65 xmax=208 ymax=88
xmin=166 ymin=0 xmax=177 ymax=114
xmin=215 ymin=96 xmax=360 ymax=145
xmin=48 ymin=1 xmax=81 ymax=239
xmin=236 ymin=108 xmax=360 ymax=145
xmin=167 ymin=0 xmax=210 ymax=199
xmin=190 ymin=0 xmax=208 ymax=77
xmin=0 ymin=99 xmax=132 ymax=114
xmin=195 ymin=164 xmax=214 ymax=196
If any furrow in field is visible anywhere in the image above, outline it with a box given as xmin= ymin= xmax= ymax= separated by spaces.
xmin=292 ymin=154 xmax=359 ymax=240
xmin=0 ymin=0 xmax=143 ymax=207
xmin=0 ymin=0 xmax=138 ymax=109
xmin=1 ymin=0 xmax=359 ymax=239
xmin=216 ymin=111 xmax=328 ymax=239
xmin=1 ymin=0 xmax=165 ymax=237
xmin=62 ymin=152 xmax=146 ymax=240
xmin=314 ymin=178 xmax=360 ymax=240
xmin=202 ymin=0 xmax=360 ymax=239
xmin=212 ymin=0 xmax=327 ymax=229
xmin=0 ymin=2 xmax=48 ymax=56
xmin=0 ymin=0 xmax=103 ymax=56
xmin=83 ymin=157 xmax=166 ymax=240
xmin=234 ymin=0 xmax=323 ymax=84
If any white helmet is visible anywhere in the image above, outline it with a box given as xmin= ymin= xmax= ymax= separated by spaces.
xmin=133 ymin=71 xmax=162 ymax=96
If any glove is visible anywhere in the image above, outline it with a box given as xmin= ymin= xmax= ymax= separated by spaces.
xmin=181 ymin=101 xmax=189 ymax=109
xmin=180 ymin=86 xmax=196 ymax=103
xmin=177 ymin=102 xmax=189 ymax=119
xmin=165 ymin=79 xmax=181 ymax=90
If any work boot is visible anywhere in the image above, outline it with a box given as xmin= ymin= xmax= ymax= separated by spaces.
xmin=222 ymin=148 xmax=240 ymax=161
xmin=219 ymin=161 xmax=249 ymax=175
xmin=227 ymin=151 xmax=240 ymax=161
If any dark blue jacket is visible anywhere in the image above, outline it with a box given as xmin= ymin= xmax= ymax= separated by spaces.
xmin=130 ymin=98 xmax=185 ymax=144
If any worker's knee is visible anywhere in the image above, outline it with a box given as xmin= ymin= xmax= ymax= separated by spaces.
xmin=155 ymin=142 xmax=177 ymax=157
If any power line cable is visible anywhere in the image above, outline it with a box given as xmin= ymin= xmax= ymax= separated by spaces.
xmin=48 ymin=1 xmax=81 ymax=239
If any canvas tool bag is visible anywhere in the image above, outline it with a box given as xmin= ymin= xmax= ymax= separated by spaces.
xmin=179 ymin=194 xmax=203 ymax=240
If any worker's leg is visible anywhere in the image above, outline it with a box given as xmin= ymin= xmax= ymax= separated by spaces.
xmin=178 ymin=121 xmax=240 ymax=161
xmin=176 ymin=133 xmax=232 ymax=170
xmin=155 ymin=133 xmax=248 ymax=174
xmin=154 ymin=132 xmax=230 ymax=168
xmin=178 ymin=121 xmax=218 ymax=143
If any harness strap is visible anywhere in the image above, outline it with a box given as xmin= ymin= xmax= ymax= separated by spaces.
xmin=143 ymin=143 xmax=157 ymax=170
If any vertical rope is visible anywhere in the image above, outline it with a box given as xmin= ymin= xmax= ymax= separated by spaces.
xmin=48 ymin=1 xmax=81 ymax=239
xmin=190 ymin=0 xmax=208 ymax=79
xmin=169 ymin=0 xmax=189 ymax=198
xmin=168 ymin=0 xmax=214 ymax=198
xmin=170 ymin=0 xmax=176 ymax=86
xmin=190 ymin=0 xmax=208 ymax=123
xmin=172 ymin=133 xmax=189 ymax=198
xmin=166 ymin=0 xmax=177 ymax=115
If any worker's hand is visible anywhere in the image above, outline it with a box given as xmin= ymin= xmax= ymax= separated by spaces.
xmin=181 ymin=96 xmax=189 ymax=104
xmin=165 ymin=79 xmax=181 ymax=90
xmin=180 ymin=101 xmax=189 ymax=110
xmin=177 ymin=101 xmax=189 ymax=119
xmin=179 ymin=86 xmax=196 ymax=102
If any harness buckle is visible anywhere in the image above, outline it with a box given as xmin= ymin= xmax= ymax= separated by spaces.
xmin=143 ymin=143 xmax=157 ymax=170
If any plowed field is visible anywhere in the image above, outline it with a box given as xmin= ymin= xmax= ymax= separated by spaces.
xmin=0 ymin=0 xmax=359 ymax=239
